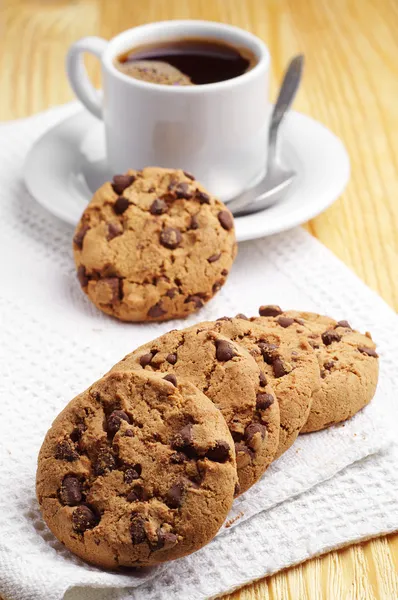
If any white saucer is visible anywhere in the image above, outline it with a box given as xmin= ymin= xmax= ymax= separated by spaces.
xmin=24 ymin=108 xmax=350 ymax=242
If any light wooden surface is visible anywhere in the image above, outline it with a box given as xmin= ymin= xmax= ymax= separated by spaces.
xmin=1 ymin=0 xmax=398 ymax=598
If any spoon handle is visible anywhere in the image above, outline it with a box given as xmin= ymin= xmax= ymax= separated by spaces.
xmin=268 ymin=54 xmax=304 ymax=166
xmin=224 ymin=55 xmax=304 ymax=216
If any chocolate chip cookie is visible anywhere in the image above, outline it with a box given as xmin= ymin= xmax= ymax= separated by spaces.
xmin=193 ymin=317 xmax=320 ymax=458
xmin=112 ymin=328 xmax=280 ymax=494
xmin=73 ymin=167 xmax=237 ymax=322
xmin=257 ymin=307 xmax=379 ymax=432
xmin=36 ymin=370 xmax=237 ymax=569
xmin=116 ymin=60 xmax=193 ymax=86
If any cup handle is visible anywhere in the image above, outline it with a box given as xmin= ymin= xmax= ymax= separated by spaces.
xmin=66 ymin=36 xmax=108 ymax=119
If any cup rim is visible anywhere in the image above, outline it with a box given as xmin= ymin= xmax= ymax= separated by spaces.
xmin=102 ymin=19 xmax=270 ymax=93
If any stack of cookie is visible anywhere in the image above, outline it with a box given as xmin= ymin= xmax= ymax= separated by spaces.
xmin=36 ymin=306 xmax=379 ymax=570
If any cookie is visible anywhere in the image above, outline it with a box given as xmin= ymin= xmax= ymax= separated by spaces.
xmin=112 ymin=327 xmax=280 ymax=494
xmin=192 ymin=317 xmax=320 ymax=458
xmin=36 ymin=369 xmax=237 ymax=569
xmin=73 ymin=167 xmax=237 ymax=322
xmin=257 ymin=307 xmax=379 ymax=432
xmin=117 ymin=60 xmax=193 ymax=86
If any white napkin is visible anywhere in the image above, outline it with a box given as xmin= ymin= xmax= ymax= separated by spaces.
xmin=0 ymin=105 xmax=396 ymax=600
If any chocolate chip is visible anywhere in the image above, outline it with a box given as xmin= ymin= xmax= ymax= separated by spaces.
xmin=166 ymin=353 xmax=177 ymax=364
xmin=206 ymin=441 xmax=231 ymax=462
xmin=258 ymin=343 xmax=278 ymax=364
xmin=125 ymin=429 xmax=134 ymax=437
xmin=308 ymin=339 xmax=320 ymax=349
xmin=156 ymin=529 xmax=178 ymax=549
xmin=112 ymin=174 xmax=135 ymax=195
xmin=107 ymin=221 xmax=123 ymax=241
xmin=189 ymin=215 xmax=199 ymax=230
xmin=256 ymin=393 xmax=274 ymax=410
xmin=102 ymin=277 xmax=121 ymax=303
xmin=207 ymin=253 xmax=221 ymax=263
xmin=245 ymin=423 xmax=266 ymax=450
xmin=185 ymin=295 xmax=204 ymax=309
xmin=259 ymin=371 xmax=267 ymax=387
xmin=93 ymin=447 xmax=116 ymax=476
xmin=163 ymin=374 xmax=177 ymax=387
xmin=187 ymin=469 xmax=202 ymax=485
xmin=277 ymin=316 xmax=295 ymax=328
xmin=234 ymin=443 xmax=253 ymax=468
xmin=165 ymin=288 xmax=178 ymax=299
xmin=114 ymin=196 xmax=131 ymax=215
xmin=70 ymin=423 xmax=86 ymax=443
xmin=218 ymin=210 xmax=234 ymax=230
xmin=174 ymin=182 xmax=193 ymax=199
xmin=215 ymin=339 xmax=237 ymax=362
xmin=147 ymin=302 xmax=167 ymax=318
xmin=107 ymin=410 xmax=130 ymax=435
xmin=127 ymin=484 xmax=148 ymax=502
xmin=173 ymin=424 xmax=193 ymax=447
xmin=322 ymin=330 xmax=342 ymax=346
xmin=167 ymin=179 xmax=178 ymax=192
xmin=258 ymin=305 xmax=282 ymax=317
xmin=221 ymin=269 xmax=228 ymax=276
xmin=140 ymin=352 xmax=154 ymax=367
xmin=170 ymin=452 xmax=186 ymax=464
xmin=124 ymin=466 xmax=141 ymax=484
xmin=172 ymin=424 xmax=194 ymax=453
xmin=246 ymin=422 xmax=266 ymax=440
xmin=160 ymin=227 xmax=182 ymax=249
xmin=55 ymin=440 xmax=79 ymax=462
xmin=187 ymin=473 xmax=202 ymax=489
xmin=77 ymin=265 xmax=88 ymax=288
xmin=212 ymin=281 xmax=222 ymax=294
xmin=183 ymin=171 xmax=195 ymax=180
xmin=324 ymin=360 xmax=335 ymax=370
xmin=234 ymin=482 xmax=241 ymax=496
xmin=235 ymin=313 xmax=248 ymax=320
xmin=150 ymin=199 xmax=168 ymax=215
xmin=72 ymin=505 xmax=98 ymax=533
xmin=272 ymin=357 xmax=289 ymax=378
xmin=59 ymin=476 xmax=83 ymax=506
xmin=73 ymin=225 xmax=89 ymax=249
xmin=216 ymin=316 xmax=231 ymax=322
xmin=336 ymin=320 xmax=352 ymax=329
xmin=165 ymin=481 xmax=185 ymax=508
xmin=196 ymin=190 xmax=210 ymax=204
xmin=358 ymin=346 xmax=378 ymax=357
xmin=130 ymin=515 xmax=147 ymax=544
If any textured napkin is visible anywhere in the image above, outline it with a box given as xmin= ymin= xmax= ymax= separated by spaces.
xmin=0 ymin=105 xmax=396 ymax=600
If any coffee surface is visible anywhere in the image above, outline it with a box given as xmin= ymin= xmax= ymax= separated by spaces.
xmin=115 ymin=38 xmax=256 ymax=85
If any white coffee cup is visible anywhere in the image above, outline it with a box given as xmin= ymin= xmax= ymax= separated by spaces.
xmin=67 ymin=20 xmax=270 ymax=201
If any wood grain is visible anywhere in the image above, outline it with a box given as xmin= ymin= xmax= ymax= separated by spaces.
xmin=1 ymin=0 xmax=397 ymax=598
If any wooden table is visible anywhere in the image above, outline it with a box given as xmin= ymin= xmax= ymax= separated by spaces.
xmin=2 ymin=0 xmax=398 ymax=597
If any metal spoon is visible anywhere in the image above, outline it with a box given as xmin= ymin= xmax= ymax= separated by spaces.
xmin=226 ymin=54 xmax=304 ymax=216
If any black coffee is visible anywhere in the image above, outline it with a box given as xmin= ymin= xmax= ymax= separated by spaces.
xmin=115 ymin=38 xmax=256 ymax=85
